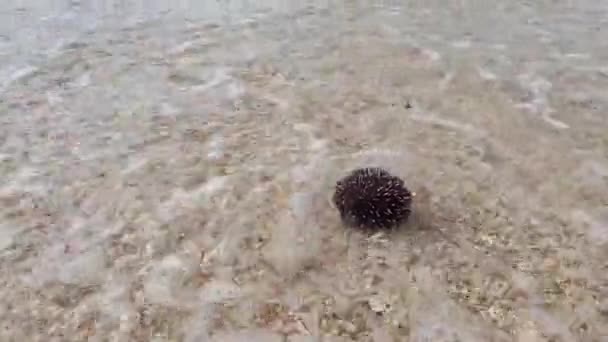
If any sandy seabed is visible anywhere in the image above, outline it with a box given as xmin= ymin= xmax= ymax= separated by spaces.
xmin=1 ymin=1 xmax=608 ymax=341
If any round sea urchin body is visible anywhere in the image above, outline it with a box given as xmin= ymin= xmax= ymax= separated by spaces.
xmin=333 ymin=167 xmax=413 ymax=230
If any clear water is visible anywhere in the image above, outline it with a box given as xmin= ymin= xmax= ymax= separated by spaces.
xmin=1 ymin=1 xmax=607 ymax=341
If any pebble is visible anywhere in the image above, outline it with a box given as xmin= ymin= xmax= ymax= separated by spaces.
xmin=542 ymin=257 xmax=560 ymax=272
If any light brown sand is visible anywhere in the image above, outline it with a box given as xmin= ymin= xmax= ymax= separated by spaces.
xmin=1 ymin=2 xmax=607 ymax=341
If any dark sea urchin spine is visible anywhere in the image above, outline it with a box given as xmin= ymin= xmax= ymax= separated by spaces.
xmin=333 ymin=167 xmax=414 ymax=230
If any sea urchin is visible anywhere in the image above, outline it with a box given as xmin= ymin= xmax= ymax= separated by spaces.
xmin=332 ymin=167 xmax=413 ymax=230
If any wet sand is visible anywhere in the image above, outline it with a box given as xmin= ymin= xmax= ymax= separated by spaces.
xmin=1 ymin=1 xmax=608 ymax=341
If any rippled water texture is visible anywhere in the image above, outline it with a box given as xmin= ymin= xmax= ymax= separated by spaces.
xmin=1 ymin=1 xmax=608 ymax=341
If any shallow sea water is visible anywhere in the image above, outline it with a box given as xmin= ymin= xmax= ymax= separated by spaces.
xmin=1 ymin=1 xmax=608 ymax=341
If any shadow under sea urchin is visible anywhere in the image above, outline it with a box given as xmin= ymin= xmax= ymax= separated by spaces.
xmin=332 ymin=167 xmax=413 ymax=231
